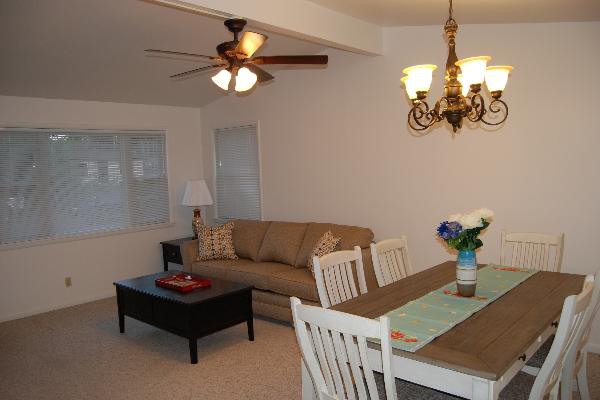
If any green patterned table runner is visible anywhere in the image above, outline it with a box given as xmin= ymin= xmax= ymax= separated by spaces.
xmin=382 ymin=264 xmax=538 ymax=352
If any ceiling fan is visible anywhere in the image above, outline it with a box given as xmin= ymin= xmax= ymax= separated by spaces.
xmin=145 ymin=18 xmax=328 ymax=93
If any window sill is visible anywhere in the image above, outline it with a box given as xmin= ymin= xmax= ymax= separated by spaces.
xmin=0 ymin=222 xmax=175 ymax=252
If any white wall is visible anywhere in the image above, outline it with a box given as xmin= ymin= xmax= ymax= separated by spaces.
xmin=0 ymin=96 xmax=203 ymax=321
xmin=200 ymin=22 xmax=600 ymax=349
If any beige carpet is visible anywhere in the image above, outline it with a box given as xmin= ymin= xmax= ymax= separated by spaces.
xmin=0 ymin=298 xmax=599 ymax=400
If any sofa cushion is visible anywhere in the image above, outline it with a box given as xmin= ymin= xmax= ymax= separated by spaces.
xmin=294 ymin=223 xmax=374 ymax=267
xmin=227 ymin=262 xmax=291 ymax=291
xmin=268 ymin=267 xmax=319 ymax=302
xmin=197 ymin=221 xmax=237 ymax=261
xmin=233 ymin=220 xmax=271 ymax=261
xmin=306 ymin=231 xmax=341 ymax=276
xmin=257 ymin=221 xmax=308 ymax=265
xmin=191 ymin=258 xmax=254 ymax=280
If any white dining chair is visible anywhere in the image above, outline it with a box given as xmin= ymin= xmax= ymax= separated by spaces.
xmin=560 ymin=270 xmax=600 ymax=400
xmin=527 ymin=274 xmax=594 ymax=400
xmin=313 ymin=246 xmax=368 ymax=308
xmin=500 ymin=231 xmax=565 ymax=272
xmin=370 ymin=236 xmax=413 ymax=287
xmin=290 ymin=297 xmax=397 ymax=400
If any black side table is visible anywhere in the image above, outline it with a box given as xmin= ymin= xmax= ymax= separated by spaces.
xmin=160 ymin=237 xmax=194 ymax=271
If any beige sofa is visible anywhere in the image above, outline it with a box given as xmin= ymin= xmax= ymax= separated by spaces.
xmin=181 ymin=220 xmax=377 ymax=322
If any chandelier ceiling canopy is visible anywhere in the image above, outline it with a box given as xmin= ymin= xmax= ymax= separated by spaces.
xmin=401 ymin=0 xmax=514 ymax=134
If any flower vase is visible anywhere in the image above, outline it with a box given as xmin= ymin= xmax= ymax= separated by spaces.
xmin=456 ymin=250 xmax=477 ymax=297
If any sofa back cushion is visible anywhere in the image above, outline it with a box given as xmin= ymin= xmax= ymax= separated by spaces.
xmin=294 ymin=222 xmax=374 ymax=267
xmin=257 ymin=221 xmax=308 ymax=265
xmin=233 ymin=219 xmax=271 ymax=261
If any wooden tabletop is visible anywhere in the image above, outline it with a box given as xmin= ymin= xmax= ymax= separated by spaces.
xmin=332 ymin=261 xmax=584 ymax=380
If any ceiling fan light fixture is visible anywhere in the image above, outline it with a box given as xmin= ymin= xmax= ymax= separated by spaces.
xmin=234 ymin=67 xmax=258 ymax=92
xmin=211 ymin=69 xmax=232 ymax=90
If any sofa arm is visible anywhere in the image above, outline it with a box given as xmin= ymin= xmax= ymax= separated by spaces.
xmin=181 ymin=239 xmax=198 ymax=272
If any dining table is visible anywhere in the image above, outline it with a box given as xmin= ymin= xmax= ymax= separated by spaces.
xmin=300 ymin=260 xmax=585 ymax=400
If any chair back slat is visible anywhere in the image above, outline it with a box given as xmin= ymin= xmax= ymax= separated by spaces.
xmin=370 ymin=236 xmax=413 ymax=287
xmin=314 ymin=247 xmax=367 ymax=308
xmin=291 ymin=297 xmax=397 ymax=400
xmin=560 ymin=271 xmax=600 ymax=399
xmin=529 ymin=276 xmax=594 ymax=400
xmin=501 ymin=231 xmax=565 ymax=272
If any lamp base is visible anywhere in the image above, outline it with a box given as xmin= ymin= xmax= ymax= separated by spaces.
xmin=192 ymin=208 xmax=203 ymax=240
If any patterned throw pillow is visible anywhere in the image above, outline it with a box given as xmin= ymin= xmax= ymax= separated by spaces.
xmin=307 ymin=231 xmax=341 ymax=276
xmin=197 ymin=221 xmax=238 ymax=261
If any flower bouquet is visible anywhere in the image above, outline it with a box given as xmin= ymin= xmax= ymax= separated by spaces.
xmin=436 ymin=208 xmax=494 ymax=296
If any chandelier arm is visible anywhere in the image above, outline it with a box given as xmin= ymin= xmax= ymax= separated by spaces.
xmin=480 ymin=99 xmax=509 ymax=126
xmin=466 ymin=94 xmax=486 ymax=122
xmin=408 ymin=102 xmax=438 ymax=130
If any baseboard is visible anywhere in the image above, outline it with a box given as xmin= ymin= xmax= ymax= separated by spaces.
xmin=587 ymin=342 xmax=600 ymax=354
xmin=0 ymin=293 xmax=115 ymax=323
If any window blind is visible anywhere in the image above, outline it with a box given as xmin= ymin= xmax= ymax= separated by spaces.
xmin=214 ymin=124 xmax=261 ymax=221
xmin=0 ymin=129 xmax=170 ymax=247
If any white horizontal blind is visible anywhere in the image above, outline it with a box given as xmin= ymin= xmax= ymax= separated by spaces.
xmin=214 ymin=124 xmax=261 ymax=221
xmin=0 ymin=129 xmax=170 ymax=246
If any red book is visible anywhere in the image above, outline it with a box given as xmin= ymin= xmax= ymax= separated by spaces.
xmin=155 ymin=273 xmax=212 ymax=293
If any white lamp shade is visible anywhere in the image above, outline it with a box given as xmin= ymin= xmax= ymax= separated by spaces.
xmin=211 ymin=69 xmax=232 ymax=90
xmin=401 ymin=64 xmax=437 ymax=93
xmin=182 ymin=180 xmax=213 ymax=207
xmin=401 ymin=76 xmax=417 ymax=100
xmin=234 ymin=67 xmax=258 ymax=92
xmin=455 ymin=56 xmax=491 ymax=85
xmin=485 ymin=65 xmax=513 ymax=92
xmin=456 ymin=74 xmax=471 ymax=96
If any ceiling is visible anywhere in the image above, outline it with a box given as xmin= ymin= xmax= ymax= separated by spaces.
xmin=2 ymin=0 xmax=599 ymax=108
xmin=308 ymin=0 xmax=600 ymax=26
xmin=0 ymin=0 xmax=326 ymax=107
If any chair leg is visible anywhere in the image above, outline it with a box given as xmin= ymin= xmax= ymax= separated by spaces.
xmin=549 ymin=382 xmax=560 ymax=400
xmin=577 ymin=352 xmax=591 ymax=400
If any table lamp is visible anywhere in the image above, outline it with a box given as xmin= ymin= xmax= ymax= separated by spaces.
xmin=182 ymin=180 xmax=213 ymax=239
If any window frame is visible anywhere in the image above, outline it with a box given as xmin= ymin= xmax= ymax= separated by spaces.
xmin=212 ymin=122 xmax=263 ymax=223
xmin=0 ymin=126 xmax=174 ymax=251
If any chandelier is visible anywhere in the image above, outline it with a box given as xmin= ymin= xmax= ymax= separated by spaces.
xmin=401 ymin=0 xmax=513 ymax=133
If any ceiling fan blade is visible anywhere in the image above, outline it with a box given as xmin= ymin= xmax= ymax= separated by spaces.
xmin=169 ymin=64 xmax=224 ymax=78
xmin=251 ymin=55 xmax=328 ymax=65
xmin=246 ymin=64 xmax=274 ymax=83
xmin=145 ymin=49 xmax=222 ymax=61
xmin=235 ymin=31 xmax=268 ymax=58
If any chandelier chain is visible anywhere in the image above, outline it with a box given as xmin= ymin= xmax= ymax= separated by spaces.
xmin=449 ymin=0 xmax=453 ymax=19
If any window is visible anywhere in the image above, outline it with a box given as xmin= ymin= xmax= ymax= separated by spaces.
xmin=214 ymin=124 xmax=261 ymax=221
xmin=0 ymin=128 xmax=170 ymax=247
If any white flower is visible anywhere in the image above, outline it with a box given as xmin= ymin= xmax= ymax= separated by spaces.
xmin=459 ymin=213 xmax=484 ymax=229
xmin=447 ymin=214 xmax=462 ymax=222
xmin=472 ymin=208 xmax=494 ymax=221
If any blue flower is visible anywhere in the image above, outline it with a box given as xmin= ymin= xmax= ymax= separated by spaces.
xmin=437 ymin=221 xmax=463 ymax=240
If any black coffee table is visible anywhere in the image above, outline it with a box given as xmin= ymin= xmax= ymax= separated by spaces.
xmin=114 ymin=271 xmax=253 ymax=364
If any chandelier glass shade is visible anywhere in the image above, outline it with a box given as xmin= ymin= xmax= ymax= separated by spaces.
xmin=401 ymin=0 xmax=513 ymax=133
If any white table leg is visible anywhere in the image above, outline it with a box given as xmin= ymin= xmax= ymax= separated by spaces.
xmin=301 ymin=359 xmax=317 ymax=400
xmin=472 ymin=377 xmax=499 ymax=400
